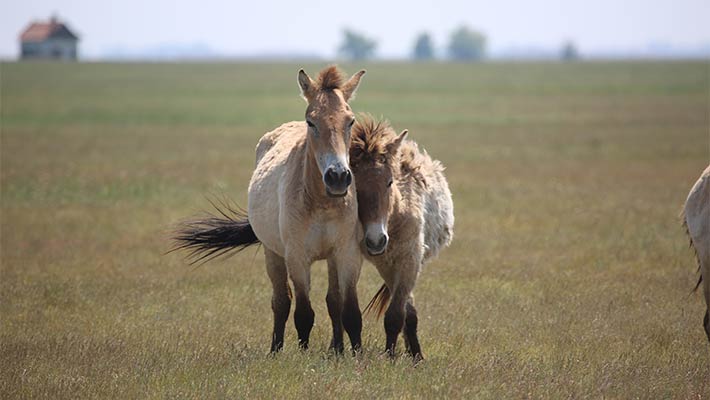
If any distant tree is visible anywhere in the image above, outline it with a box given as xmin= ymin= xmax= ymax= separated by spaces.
xmin=448 ymin=25 xmax=486 ymax=61
xmin=560 ymin=41 xmax=580 ymax=61
xmin=338 ymin=29 xmax=377 ymax=60
xmin=412 ymin=33 xmax=435 ymax=61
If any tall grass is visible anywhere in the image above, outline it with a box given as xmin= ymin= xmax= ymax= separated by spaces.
xmin=1 ymin=61 xmax=709 ymax=398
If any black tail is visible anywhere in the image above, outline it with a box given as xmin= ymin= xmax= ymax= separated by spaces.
xmin=170 ymin=197 xmax=260 ymax=265
xmin=363 ymin=284 xmax=391 ymax=318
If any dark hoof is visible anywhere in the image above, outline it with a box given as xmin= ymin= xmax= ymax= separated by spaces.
xmin=380 ymin=348 xmax=397 ymax=361
xmin=328 ymin=341 xmax=345 ymax=355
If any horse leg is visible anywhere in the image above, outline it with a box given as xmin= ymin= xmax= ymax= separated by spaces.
xmin=265 ymin=248 xmax=290 ymax=353
xmin=403 ymin=296 xmax=423 ymax=362
xmin=383 ymin=261 xmax=417 ymax=358
xmin=334 ymin=243 xmax=363 ymax=353
xmin=700 ymin=249 xmax=710 ymax=343
xmin=326 ymin=259 xmax=344 ymax=354
xmin=383 ymin=294 xmax=405 ymax=358
xmin=703 ymin=257 xmax=710 ymax=343
xmin=286 ymin=253 xmax=314 ymax=350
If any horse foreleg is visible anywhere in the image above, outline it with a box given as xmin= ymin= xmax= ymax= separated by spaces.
xmin=403 ymin=297 xmax=423 ymax=362
xmin=383 ymin=257 xmax=418 ymax=359
xmin=265 ymin=248 xmax=291 ymax=353
xmin=326 ymin=259 xmax=344 ymax=354
xmin=286 ymin=253 xmax=314 ymax=350
xmin=384 ymin=297 xmax=405 ymax=358
xmin=335 ymin=244 xmax=363 ymax=353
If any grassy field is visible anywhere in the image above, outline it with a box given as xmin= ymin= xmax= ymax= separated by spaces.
xmin=1 ymin=61 xmax=709 ymax=398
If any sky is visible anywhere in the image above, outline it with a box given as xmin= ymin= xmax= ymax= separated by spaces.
xmin=1 ymin=0 xmax=710 ymax=59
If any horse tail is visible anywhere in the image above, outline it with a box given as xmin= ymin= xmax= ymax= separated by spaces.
xmin=681 ymin=207 xmax=703 ymax=292
xmin=170 ymin=197 xmax=260 ymax=265
xmin=364 ymin=284 xmax=391 ymax=318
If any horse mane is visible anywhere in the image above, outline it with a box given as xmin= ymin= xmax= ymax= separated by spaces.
xmin=398 ymin=140 xmax=440 ymax=189
xmin=350 ymin=114 xmax=396 ymax=164
xmin=351 ymin=114 xmax=434 ymax=189
xmin=316 ymin=65 xmax=346 ymax=91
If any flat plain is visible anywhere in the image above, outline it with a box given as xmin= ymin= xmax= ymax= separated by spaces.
xmin=1 ymin=61 xmax=709 ymax=398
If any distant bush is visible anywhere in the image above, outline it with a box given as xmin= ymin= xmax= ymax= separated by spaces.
xmin=338 ymin=29 xmax=377 ymax=61
xmin=561 ymin=41 xmax=580 ymax=61
xmin=448 ymin=26 xmax=486 ymax=61
xmin=413 ymin=33 xmax=435 ymax=61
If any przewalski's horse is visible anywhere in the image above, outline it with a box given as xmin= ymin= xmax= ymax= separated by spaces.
xmin=682 ymin=164 xmax=710 ymax=343
xmin=349 ymin=116 xmax=454 ymax=361
xmin=173 ymin=66 xmax=366 ymax=354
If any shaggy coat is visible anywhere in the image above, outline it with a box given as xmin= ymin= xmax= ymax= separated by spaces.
xmin=350 ymin=116 xmax=454 ymax=360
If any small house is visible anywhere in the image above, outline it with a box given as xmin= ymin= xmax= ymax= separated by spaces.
xmin=19 ymin=16 xmax=79 ymax=60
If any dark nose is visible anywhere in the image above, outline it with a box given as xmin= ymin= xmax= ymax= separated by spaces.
xmin=324 ymin=165 xmax=352 ymax=189
xmin=365 ymin=235 xmax=388 ymax=253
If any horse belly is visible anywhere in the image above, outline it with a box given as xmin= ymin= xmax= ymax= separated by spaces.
xmin=248 ymin=179 xmax=284 ymax=256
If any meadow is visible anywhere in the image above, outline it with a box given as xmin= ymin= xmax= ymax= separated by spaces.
xmin=1 ymin=61 xmax=709 ymax=398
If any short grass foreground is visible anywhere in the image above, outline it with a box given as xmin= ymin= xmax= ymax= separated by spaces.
xmin=1 ymin=61 xmax=709 ymax=398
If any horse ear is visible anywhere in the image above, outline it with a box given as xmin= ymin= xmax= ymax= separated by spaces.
xmin=341 ymin=70 xmax=366 ymax=101
xmin=298 ymin=69 xmax=315 ymax=101
xmin=387 ymin=129 xmax=408 ymax=154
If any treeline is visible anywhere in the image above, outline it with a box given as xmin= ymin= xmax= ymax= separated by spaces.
xmin=339 ymin=25 xmax=579 ymax=61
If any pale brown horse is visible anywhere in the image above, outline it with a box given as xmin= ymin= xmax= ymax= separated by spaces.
xmin=173 ymin=66 xmax=366 ymax=353
xmin=682 ymin=164 xmax=710 ymax=343
xmin=349 ymin=116 xmax=454 ymax=361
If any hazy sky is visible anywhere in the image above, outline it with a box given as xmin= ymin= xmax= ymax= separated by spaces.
xmin=1 ymin=0 xmax=709 ymax=58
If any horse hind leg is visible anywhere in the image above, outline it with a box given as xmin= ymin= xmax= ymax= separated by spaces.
xmin=265 ymin=248 xmax=291 ymax=353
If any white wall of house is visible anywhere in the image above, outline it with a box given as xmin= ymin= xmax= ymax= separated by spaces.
xmin=21 ymin=38 xmax=77 ymax=60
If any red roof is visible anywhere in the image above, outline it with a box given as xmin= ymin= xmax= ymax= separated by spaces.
xmin=20 ymin=18 xmax=78 ymax=42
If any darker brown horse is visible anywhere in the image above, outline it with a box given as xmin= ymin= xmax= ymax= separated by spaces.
xmin=349 ymin=116 xmax=454 ymax=361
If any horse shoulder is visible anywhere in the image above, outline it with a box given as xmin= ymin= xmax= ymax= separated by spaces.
xmin=248 ymin=121 xmax=307 ymax=257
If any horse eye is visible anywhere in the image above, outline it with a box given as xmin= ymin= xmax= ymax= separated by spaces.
xmin=348 ymin=119 xmax=355 ymax=128
xmin=306 ymin=121 xmax=318 ymax=135
xmin=387 ymin=180 xmax=393 ymax=188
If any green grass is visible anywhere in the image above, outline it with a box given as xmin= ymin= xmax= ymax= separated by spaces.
xmin=1 ymin=61 xmax=709 ymax=398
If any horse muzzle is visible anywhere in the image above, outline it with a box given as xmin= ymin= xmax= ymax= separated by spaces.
xmin=365 ymin=232 xmax=389 ymax=256
xmin=323 ymin=164 xmax=352 ymax=197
